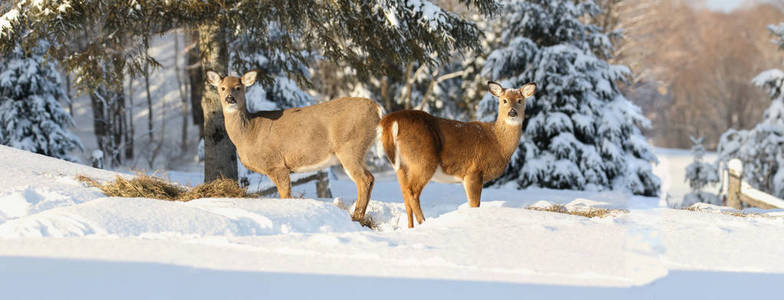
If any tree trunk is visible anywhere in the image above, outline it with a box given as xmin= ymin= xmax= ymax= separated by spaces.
xmin=187 ymin=28 xmax=205 ymax=138
xmin=199 ymin=24 xmax=237 ymax=182
xmin=65 ymin=73 xmax=73 ymax=116
xmin=112 ymin=91 xmax=126 ymax=168
xmin=91 ymin=89 xmax=107 ymax=159
xmin=144 ymin=62 xmax=154 ymax=141
xmin=174 ymin=29 xmax=189 ymax=152
xmin=90 ymin=81 xmax=125 ymax=169
xmin=125 ymin=77 xmax=134 ymax=160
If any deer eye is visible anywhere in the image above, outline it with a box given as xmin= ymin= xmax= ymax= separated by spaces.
xmin=503 ymin=99 xmax=507 ymax=104
xmin=235 ymin=86 xmax=241 ymax=91
xmin=221 ymin=87 xmax=225 ymax=91
xmin=518 ymin=99 xmax=521 ymax=104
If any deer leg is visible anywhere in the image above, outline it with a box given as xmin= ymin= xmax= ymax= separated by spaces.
xmin=268 ymin=168 xmax=292 ymax=198
xmin=404 ymin=191 xmax=414 ymax=229
xmin=337 ymin=154 xmax=375 ymax=221
xmin=396 ymin=170 xmax=415 ymax=228
xmin=409 ymin=182 xmax=426 ymax=225
xmin=463 ymin=172 xmax=483 ymax=207
xmin=403 ymin=160 xmax=436 ymax=225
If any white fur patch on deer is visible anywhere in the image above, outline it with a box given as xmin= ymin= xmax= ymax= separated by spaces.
xmin=206 ymin=70 xmax=383 ymax=222
xmin=505 ymin=117 xmax=523 ymax=126
xmin=391 ymin=121 xmax=402 ymax=171
xmin=431 ymin=166 xmax=462 ymax=183
xmin=223 ymin=104 xmax=239 ymax=113
xmin=379 ymin=81 xmax=536 ymax=228
xmin=293 ymin=155 xmax=340 ymax=173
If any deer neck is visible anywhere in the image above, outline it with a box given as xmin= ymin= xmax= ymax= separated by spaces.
xmin=493 ymin=117 xmax=523 ymax=159
xmin=223 ymin=106 xmax=254 ymax=147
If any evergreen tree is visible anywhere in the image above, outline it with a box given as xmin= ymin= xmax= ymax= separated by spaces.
xmin=229 ymin=25 xmax=314 ymax=111
xmin=716 ymin=21 xmax=784 ymax=198
xmin=683 ymin=136 xmax=719 ymax=207
xmin=477 ymin=0 xmax=660 ymax=196
xmin=0 ymin=40 xmax=82 ymax=160
xmin=716 ymin=69 xmax=784 ymax=198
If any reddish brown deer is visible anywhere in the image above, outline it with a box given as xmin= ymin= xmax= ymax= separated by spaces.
xmin=206 ymin=70 xmax=383 ymax=221
xmin=379 ymin=81 xmax=536 ymax=228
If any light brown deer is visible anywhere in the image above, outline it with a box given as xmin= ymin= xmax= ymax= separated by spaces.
xmin=379 ymin=81 xmax=536 ymax=228
xmin=206 ymin=70 xmax=383 ymax=221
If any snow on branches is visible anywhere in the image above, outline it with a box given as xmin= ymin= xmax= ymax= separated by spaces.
xmin=0 ymin=40 xmax=82 ymax=160
xmin=477 ymin=0 xmax=660 ymax=196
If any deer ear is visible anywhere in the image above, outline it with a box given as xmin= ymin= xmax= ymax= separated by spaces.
xmin=206 ymin=71 xmax=222 ymax=88
xmin=520 ymin=83 xmax=536 ymax=98
xmin=488 ymin=81 xmax=504 ymax=97
xmin=241 ymin=70 xmax=258 ymax=87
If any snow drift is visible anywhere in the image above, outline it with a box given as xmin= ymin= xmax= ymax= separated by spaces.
xmin=1 ymin=145 xmax=784 ymax=298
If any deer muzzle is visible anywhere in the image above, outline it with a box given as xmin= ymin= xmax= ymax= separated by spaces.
xmin=225 ymin=95 xmax=237 ymax=104
xmin=508 ymin=109 xmax=518 ymax=118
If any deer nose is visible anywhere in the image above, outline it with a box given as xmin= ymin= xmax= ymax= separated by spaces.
xmin=225 ymin=95 xmax=236 ymax=104
xmin=508 ymin=109 xmax=518 ymax=118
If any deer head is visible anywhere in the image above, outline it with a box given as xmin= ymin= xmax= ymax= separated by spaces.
xmin=206 ymin=70 xmax=258 ymax=114
xmin=488 ymin=81 xmax=536 ymax=126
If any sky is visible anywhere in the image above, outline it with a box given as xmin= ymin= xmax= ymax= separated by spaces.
xmin=705 ymin=0 xmax=754 ymax=12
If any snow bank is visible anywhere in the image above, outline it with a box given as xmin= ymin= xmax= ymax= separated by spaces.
xmin=0 ymin=197 xmax=362 ymax=238
xmin=1 ymin=145 xmax=784 ymax=298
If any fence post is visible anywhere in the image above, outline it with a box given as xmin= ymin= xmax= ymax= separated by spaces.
xmin=727 ymin=159 xmax=743 ymax=210
xmin=316 ymin=170 xmax=332 ymax=198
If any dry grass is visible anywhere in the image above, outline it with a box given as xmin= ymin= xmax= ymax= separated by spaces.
xmin=76 ymin=174 xmax=257 ymax=201
xmin=683 ymin=206 xmax=769 ymax=218
xmin=527 ymin=204 xmax=628 ymax=218
xmin=78 ymin=174 xmax=380 ymax=228
xmin=180 ymin=177 xmax=253 ymax=201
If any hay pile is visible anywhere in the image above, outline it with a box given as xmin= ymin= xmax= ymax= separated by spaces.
xmin=76 ymin=175 xmax=257 ymax=201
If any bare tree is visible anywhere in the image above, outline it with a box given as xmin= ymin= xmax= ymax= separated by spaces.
xmin=186 ymin=28 xmax=204 ymax=139
xmin=607 ymin=1 xmax=783 ymax=148
xmin=174 ymin=29 xmax=189 ymax=152
xmin=125 ymin=76 xmax=134 ymax=160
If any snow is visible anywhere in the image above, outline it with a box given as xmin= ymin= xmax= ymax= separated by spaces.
xmin=0 ymin=9 xmax=19 ymax=37
xmin=741 ymin=182 xmax=784 ymax=208
xmin=0 ymin=144 xmax=783 ymax=297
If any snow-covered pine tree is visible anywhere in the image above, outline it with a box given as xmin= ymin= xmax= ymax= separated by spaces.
xmin=715 ymin=22 xmax=784 ymax=198
xmin=230 ymin=25 xmax=314 ymax=111
xmin=716 ymin=69 xmax=784 ymax=198
xmin=683 ymin=136 xmax=719 ymax=206
xmin=477 ymin=0 xmax=660 ymax=196
xmin=0 ymin=40 xmax=82 ymax=160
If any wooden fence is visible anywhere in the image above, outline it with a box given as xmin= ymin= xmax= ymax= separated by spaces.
xmin=256 ymin=170 xmax=332 ymax=198
xmin=724 ymin=159 xmax=784 ymax=210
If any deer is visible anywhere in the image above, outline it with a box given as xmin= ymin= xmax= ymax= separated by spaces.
xmin=378 ymin=81 xmax=536 ymax=228
xmin=206 ymin=70 xmax=383 ymax=221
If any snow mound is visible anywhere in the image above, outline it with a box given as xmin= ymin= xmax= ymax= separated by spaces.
xmin=0 ymin=197 xmax=364 ymax=238
xmin=0 ymin=184 xmax=102 ymax=223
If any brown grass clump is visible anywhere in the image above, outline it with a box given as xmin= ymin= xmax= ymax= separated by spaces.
xmin=527 ymin=204 xmax=628 ymax=218
xmin=76 ymin=174 xmax=256 ymax=201
xmin=180 ymin=177 xmax=253 ymax=201
xmin=683 ymin=206 xmax=769 ymax=218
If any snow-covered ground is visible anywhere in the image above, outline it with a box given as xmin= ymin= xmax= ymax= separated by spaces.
xmin=1 ymin=145 xmax=783 ymax=299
